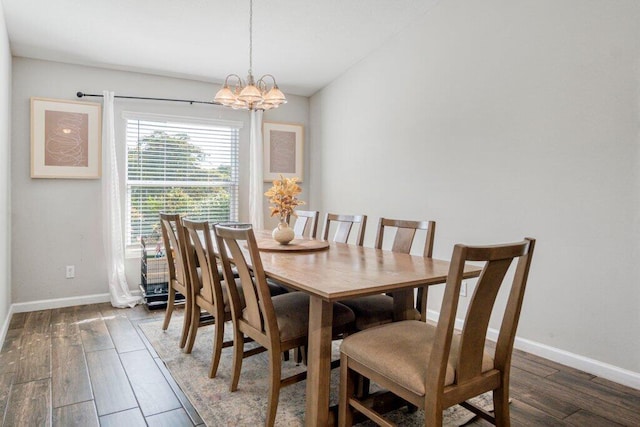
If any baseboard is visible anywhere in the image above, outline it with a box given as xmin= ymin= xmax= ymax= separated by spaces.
xmin=11 ymin=293 xmax=112 ymax=313
xmin=0 ymin=303 xmax=14 ymax=352
xmin=10 ymin=288 xmax=143 ymax=314
xmin=426 ymin=309 xmax=640 ymax=391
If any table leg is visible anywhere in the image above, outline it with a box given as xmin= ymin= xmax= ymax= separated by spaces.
xmin=305 ymin=296 xmax=333 ymax=427
xmin=392 ymin=289 xmax=415 ymax=321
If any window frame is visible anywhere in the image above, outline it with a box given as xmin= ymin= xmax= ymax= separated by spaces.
xmin=122 ymin=111 xmax=243 ymax=255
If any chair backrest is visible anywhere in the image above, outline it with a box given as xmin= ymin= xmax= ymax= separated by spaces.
xmin=427 ymin=238 xmax=535 ymax=390
xmin=321 ymin=213 xmax=367 ymax=246
xmin=182 ymin=219 xmax=224 ymax=309
xmin=159 ymin=213 xmax=189 ymax=288
xmin=291 ymin=210 xmax=320 ymax=238
xmin=374 ymin=218 xmax=435 ymax=257
xmin=214 ymin=224 xmax=277 ymax=338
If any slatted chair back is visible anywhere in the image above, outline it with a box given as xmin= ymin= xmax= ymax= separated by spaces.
xmin=375 ymin=218 xmax=435 ymax=256
xmin=291 ymin=210 xmax=320 ymax=238
xmin=375 ymin=218 xmax=436 ymax=317
xmin=214 ymin=224 xmax=277 ymax=337
xmin=182 ymin=219 xmax=223 ymax=312
xmin=159 ymin=212 xmax=192 ymax=348
xmin=160 ymin=213 xmax=189 ymax=288
xmin=321 ymin=213 xmax=367 ymax=246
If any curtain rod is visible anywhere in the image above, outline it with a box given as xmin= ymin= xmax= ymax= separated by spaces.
xmin=76 ymin=91 xmax=220 ymax=106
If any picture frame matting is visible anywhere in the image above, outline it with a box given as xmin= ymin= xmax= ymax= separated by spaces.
xmin=263 ymin=122 xmax=304 ymax=182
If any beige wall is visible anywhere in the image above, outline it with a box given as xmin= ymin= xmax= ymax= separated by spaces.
xmin=0 ymin=4 xmax=12 ymax=334
xmin=310 ymin=0 xmax=640 ymax=373
xmin=11 ymin=58 xmax=309 ymax=302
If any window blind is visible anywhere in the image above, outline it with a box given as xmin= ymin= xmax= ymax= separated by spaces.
xmin=125 ymin=117 xmax=240 ymax=246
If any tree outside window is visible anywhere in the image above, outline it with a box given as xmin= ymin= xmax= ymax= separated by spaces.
xmin=126 ymin=119 xmax=239 ymax=247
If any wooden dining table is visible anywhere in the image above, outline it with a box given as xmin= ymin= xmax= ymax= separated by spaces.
xmin=249 ymin=230 xmax=483 ymax=426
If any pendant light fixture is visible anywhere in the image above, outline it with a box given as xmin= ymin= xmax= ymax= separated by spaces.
xmin=214 ymin=0 xmax=287 ymax=111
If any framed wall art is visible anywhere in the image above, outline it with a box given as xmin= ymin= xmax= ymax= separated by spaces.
xmin=31 ymin=97 xmax=102 ymax=179
xmin=263 ymin=122 xmax=303 ymax=182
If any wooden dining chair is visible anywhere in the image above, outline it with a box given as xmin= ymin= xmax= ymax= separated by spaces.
xmin=182 ymin=219 xmax=242 ymax=378
xmin=341 ymin=218 xmax=435 ymax=331
xmin=321 ymin=213 xmax=367 ymax=246
xmin=213 ymin=224 xmax=356 ymax=427
xmin=339 ymin=238 xmax=536 ymax=427
xmin=159 ymin=213 xmax=191 ymax=349
xmin=291 ymin=209 xmax=319 ymax=238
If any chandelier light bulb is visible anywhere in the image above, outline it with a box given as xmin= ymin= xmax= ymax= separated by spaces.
xmin=263 ymin=86 xmax=287 ymax=106
xmin=238 ymin=75 xmax=263 ymax=104
xmin=214 ymin=85 xmax=236 ymax=106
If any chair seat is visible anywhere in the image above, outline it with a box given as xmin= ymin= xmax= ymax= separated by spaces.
xmin=244 ymin=292 xmax=355 ymax=342
xmin=341 ymin=320 xmax=494 ymax=395
xmin=341 ymin=295 xmax=421 ymax=330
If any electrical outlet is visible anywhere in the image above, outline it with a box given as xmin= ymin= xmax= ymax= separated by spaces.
xmin=460 ymin=280 xmax=467 ymax=297
xmin=66 ymin=265 xmax=75 ymax=279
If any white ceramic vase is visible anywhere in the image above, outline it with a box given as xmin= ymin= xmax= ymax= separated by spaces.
xmin=272 ymin=219 xmax=295 ymax=245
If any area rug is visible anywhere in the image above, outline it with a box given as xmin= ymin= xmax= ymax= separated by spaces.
xmin=140 ymin=318 xmax=493 ymax=426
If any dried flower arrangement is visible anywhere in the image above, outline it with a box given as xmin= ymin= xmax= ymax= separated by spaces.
xmin=264 ymin=175 xmax=305 ymax=221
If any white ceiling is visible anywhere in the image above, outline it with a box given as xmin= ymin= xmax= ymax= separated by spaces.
xmin=2 ymin=0 xmax=439 ymax=97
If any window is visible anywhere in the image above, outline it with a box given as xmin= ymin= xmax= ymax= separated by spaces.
xmin=125 ymin=113 xmax=241 ymax=247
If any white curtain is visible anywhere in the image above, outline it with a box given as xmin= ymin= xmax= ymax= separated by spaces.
xmin=249 ymin=110 xmax=264 ymax=229
xmin=102 ymin=91 xmax=141 ymax=308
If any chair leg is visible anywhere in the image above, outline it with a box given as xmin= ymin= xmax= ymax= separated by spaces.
xmin=338 ymin=353 xmax=355 ymax=427
xmin=295 ymin=345 xmax=307 ymax=365
xmin=417 ymin=286 xmax=429 ymax=321
xmin=162 ymin=287 xmax=175 ymax=331
xmin=355 ymin=376 xmax=370 ymax=398
xmin=179 ymin=292 xmax=191 ymax=349
xmin=493 ymin=384 xmax=511 ymax=427
xmin=185 ymin=305 xmax=200 ymax=354
xmin=230 ymin=328 xmax=244 ymax=392
xmin=266 ymin=347 xmax=282 ymax=427
xmin=209 ymin=314 xmax=225 ymax=378
xmin=424 ymin=395 xmax=443 ymax=426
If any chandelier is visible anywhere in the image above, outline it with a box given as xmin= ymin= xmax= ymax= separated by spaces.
xmin=214 ymin=0 xmax=287 ymax=111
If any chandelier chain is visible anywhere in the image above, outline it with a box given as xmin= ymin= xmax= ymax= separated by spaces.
xmin=248 ymin=0 xmax=253 ymax=75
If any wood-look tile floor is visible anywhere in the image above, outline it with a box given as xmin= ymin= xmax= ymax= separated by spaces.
xmin=0 ymin=303 xmax=203 ymax=427
xmin=1 ymin=303 xmax=639 ymax=426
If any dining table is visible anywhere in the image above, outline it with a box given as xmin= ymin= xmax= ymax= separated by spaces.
xmin=248 ymin=230 xmax=483 ymax=426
